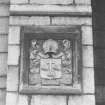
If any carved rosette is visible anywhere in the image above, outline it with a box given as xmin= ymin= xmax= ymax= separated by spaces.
xmin=29 ymin=39 xmax=72 ymax=86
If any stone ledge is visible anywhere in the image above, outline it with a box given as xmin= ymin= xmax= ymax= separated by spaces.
xmin=30 ymin=0 xmax=73 ymax=5
xmin=75 ymin=0 xmax=91 ymax=5
xmin=10 ymin=0 xmax=28 ymax=4
xmin=10 ymin=5 xmax=92 ymax=16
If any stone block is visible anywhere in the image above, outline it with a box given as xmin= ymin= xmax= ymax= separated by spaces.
xmin=31 ymin=95 xmax=66 ymax=105
xmin=6 ymin=92 xmax=18 ymax=105
xmin=82 ymin=46 xmax=94 ymax=67
xmin=68 ymin=95 xmax=95 ymax=105
xmin=10 ymin=0 xmax=28 ymax=4
xmin=0 ymin=18 xmax=9 ymax=34
xmin=8 ymin=45 xmax=20 ymax=65
xmin=8 ymin=26 xmax=20 ymax=44
xmin=0 ymin=5 xmax=9 ymax=16
xmin=75 ymin=0 xmax=91 ymax=5
xmin=7 ymin=66 xmax=19 ymax=91
xmin=0 ymin=0 xmax=9 ymax=4
xmin=52 ymin=17 xmax=92 ymax=25
xmin=82 ymin=26 xmax=93 ymax=45
xmin=0 ymin=53 xmax=7 ymax=76
xmin=0 ymin=89 xmax=6 ymax=105
xmin=30 ymin=0 xmax=73 ymax=4
xmin=83 ymin=68 xmax=95 ymax=93
xmin=10 ymin=16 xmax=50 ymax=25
xmin=17 ymin=95 xmax=28 ymax=105
xmin=0 ymin=77 xmax=6 ymax=88
xmin=0 ymin=35 xmax=8 ymax=52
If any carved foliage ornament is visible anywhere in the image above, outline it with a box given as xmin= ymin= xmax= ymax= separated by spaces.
xmin=29 ymin=39 xmax=72 ymax=86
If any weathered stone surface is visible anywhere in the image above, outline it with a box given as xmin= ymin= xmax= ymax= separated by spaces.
xmin=60 ymin=74 xmax=72 ymax=85
xmin=30 ymin=0 xmax=73 ymax=4
xmin=8 ymin=46 xmax=20 ymax=65
xmin=0 ymin=35 xmax=8 ymax=52
xmin=75 ymin=0 xmax=91 ymax=5
xmin=10 ymin=0 xmax=28 ymax=4
xmin=29 ymin=73 xmax=41 ymax=85
xmin=82 ymin=26 xmax=93 ymax=45
xmin=6 ymin=93 xmax=18 ymax=105
xmin=83 ymin=46 xmax=94 ymax=67
xmin=0 ymin=5 xmax=9 ymax=16
xmin=31 ymin=95 xmax=66 ymax=105
xmin=52 ymin=17 xmax=92 ymax=25
xmin=8 ymin=26 xmax=20 ymax=44
xmin=0 ymin=18 xmax=9 ymax=34
xmin=0 ymin=0 xmax=9 ymax=4
xmin=0 ymin=90 xmax=6 ymax=105
xmin=42 ymin=79 xmax=60 ymax=86
xmin=0 ymin=77 xmax=6 ymax=88
xmin=0 ymin=53 xmax=7 ymax=76
xmin=10 ymin=5 xmax=92 ymax=14
xmin=7 ymin=66 xmax=19 ymax=91
xmin=10 ymin=16 xmax=50 ymax=25
xmin=83 ymin=68 xmax=95 ymax=93
xmin=68 ymin=95 xmax=95 ymax=105
xmin=17 ymin=95 xmax=28 ymax=105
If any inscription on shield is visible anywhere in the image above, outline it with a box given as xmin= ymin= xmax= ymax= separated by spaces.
xmin=40 ymin=59 xmax=62 ymax=79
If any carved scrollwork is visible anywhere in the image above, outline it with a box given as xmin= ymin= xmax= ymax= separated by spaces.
xmin=29 ymin=39 xmax=73 ymax=85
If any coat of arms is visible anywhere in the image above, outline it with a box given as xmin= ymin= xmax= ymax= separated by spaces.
xmin=29 ymin=39 xmax=72 ymax=85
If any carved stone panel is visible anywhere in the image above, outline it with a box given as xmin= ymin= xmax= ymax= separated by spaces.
xmin=29 ymin=39 xmax=73 ymax=86
xmin=20 ymin=26 xmax=82 ymax=94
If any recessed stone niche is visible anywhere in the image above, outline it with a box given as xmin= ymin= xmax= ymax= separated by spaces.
xmin=19 ymin=26 xmax=82 ymax=94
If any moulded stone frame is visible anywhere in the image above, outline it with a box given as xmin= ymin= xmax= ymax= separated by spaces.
xmin=19 ymin=25 xmax=82 ymax=94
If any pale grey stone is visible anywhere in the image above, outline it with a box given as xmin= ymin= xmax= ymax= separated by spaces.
xmin=68 ymin=95 xmax=95 ymax=105
xmin=7 ymin=66 xmax=19 ymax=91
xmin=30 ymin=0 xmax=73 ymax=4
xmin=0 ymin=5 xmax=9 ymax=16
xmin=0 ymin=77 xmax=6 ymax=88
xmin=10 ymin=5 xmax=92 ymax=15
xmin=83 ymin=46 xmax=94 ymax=67
xmin=75 ymin=0 xmax=91 ymax=5
xmin=0 ymin=35 xmax=8 ymax=52
xmin=0 ymin=53 xmax=7 ymax=76
xmin=6 ymin=93 xmax=18 ymax=105
xmin=31 ymin=95 xmax=66 ymax=105
xmin=8 ymin=26 xmax=20 ymax=44
xmin=10 ymin=16 xmax=50 ymax=25
xmin=0 ymin=90 xmax=6 ymax=105
xmin=8 ymin=46 xmax=20 ymax=65
xmin=82 ymin=26 xmax=93 ymax=45
xmin=10 ymin=0 xmax=28 ymax=4
xmin=83 ymin=68 xmax=95 ymax=93
xmin=0 ymin=0 xmax=9 ymax=4
xmin=52 ymin=17 xmax=92 ymax=25
xmin=17 ymin=95 xmax=28 ymax=105
xmin=0 ymin=18 xmax=9 ymax=34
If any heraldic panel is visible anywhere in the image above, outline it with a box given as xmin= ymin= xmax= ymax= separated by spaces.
xmin=20 ymin=26 xmax=82 ymax=94
xmin=29 ymin=39 xmax=73 ymax=86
